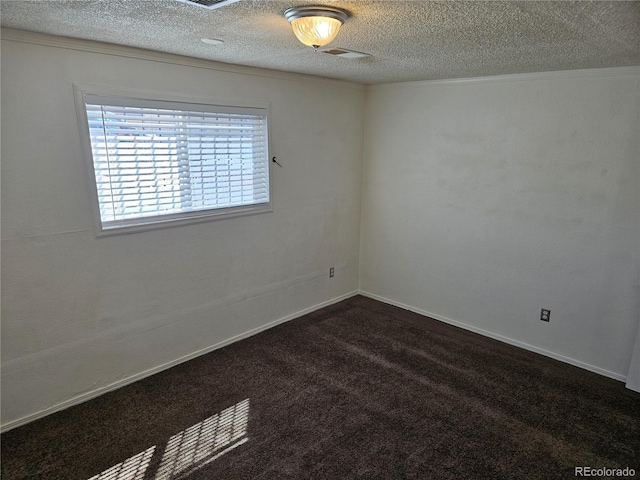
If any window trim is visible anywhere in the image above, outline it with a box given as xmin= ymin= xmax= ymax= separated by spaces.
xmin=73 ymin=84 xmax=272 ymax=237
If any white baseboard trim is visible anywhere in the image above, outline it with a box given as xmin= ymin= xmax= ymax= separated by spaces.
xmin=358 ymin=290 xmax=627 ymax=383
xmin=1 ymin=290 xmax=358 ymax=433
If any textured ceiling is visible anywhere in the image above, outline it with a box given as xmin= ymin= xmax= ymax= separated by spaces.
xmin=1 ymin=0 xmax=639 ymax=84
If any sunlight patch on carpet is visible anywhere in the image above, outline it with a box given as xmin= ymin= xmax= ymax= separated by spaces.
xmin=87 ymin=399 xmax=250 ymax=480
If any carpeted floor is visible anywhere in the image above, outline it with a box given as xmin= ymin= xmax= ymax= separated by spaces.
xmin=2 ymin=296 xmax=639 ymax=479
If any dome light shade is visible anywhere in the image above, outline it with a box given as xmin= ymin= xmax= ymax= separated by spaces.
xmin=284 ymin=6 xmax=349 ymax=50
xmin=290 ymin=16 xmax=342 ymax=48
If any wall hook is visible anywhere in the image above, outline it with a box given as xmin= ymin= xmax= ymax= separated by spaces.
xmin=272 ymin=156 xmax=283 ymax=168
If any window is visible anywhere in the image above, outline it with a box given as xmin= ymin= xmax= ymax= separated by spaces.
xmin=75 ymin=86 xmax=271 ymax=235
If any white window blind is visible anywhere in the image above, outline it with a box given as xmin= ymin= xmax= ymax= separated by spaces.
xmin=82 ymin=94 xmax=270 ymax=232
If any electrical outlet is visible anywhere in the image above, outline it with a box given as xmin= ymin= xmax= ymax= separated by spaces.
xmin=540 ymin=309 xmax=550 ymax=322
xmin=329 ymin=267 xmax=334 ymax=278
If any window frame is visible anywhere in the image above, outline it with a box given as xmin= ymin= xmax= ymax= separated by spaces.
xmin=73 ymin=84 xmax=272 ymax=237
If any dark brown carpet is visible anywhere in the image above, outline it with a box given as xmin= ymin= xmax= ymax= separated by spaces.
xmin=2 ymin=296 xmax=639 ymax=479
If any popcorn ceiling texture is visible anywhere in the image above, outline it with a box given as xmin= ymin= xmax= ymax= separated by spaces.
xmin=1 ymin=0 xmax=639 ymax=84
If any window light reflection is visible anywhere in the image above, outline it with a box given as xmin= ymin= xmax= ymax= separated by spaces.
xmin=87 ymin=399 xmax=250 ymax=480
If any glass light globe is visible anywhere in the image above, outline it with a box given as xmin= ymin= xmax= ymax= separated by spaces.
xmin=290 ymin=16 xmax=343 ymax=48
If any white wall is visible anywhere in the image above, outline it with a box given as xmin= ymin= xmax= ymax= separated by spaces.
xmin=0 ymin=30 xmax=365 ymax=428
xmin=361 ymin=69 xmax=640 ymax=379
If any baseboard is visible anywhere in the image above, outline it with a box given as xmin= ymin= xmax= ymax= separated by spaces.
xmin=358 ymin=290 xmax=628 ymax=383
xmin=1 ymin=290 xmax=359 ymax=433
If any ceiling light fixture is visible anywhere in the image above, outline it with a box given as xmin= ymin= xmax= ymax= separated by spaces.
xmin=284 ymin=6 xmax=349 ymax=51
